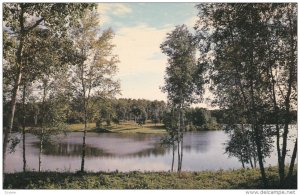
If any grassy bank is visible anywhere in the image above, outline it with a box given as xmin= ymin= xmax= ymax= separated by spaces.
xmin=67 ymin=123 xmax=98 ymax=132
xmin=25 ymin=121 xmax=221 ymax=134
xmin=4 ymin=167 xmax=297 ymax=189
xmin=23 ymin=121 xmax=166 ymax=134
xmin=66 ymin=121 xmax=167 ymax=134
xmin=106 ymin=122 xmax=166 ymax=134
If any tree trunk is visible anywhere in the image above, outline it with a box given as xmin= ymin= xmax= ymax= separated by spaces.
xmin=286 ymin=138 xmax=297 ymax=181
xmin=249 ymin=58 xmax=267 ymax=185
xmin=80 ymin=120 xmax=87 ymax=172
xmin=280 ymin=121 xmax=289 ymax=184
xmin=171 ymin=143 xmax=175 ymax=172
xmin=38 ymin=132 xmax=43 ymax=172
xmin=253 ymin=125 xmax=268 ymax=187
xmin=3 ymin=67 xmax=23 ymax=171
xmin=280 ymin=10 xmax=296 ymax=186
xmin=22 ymin=127 xmax=27 ymax=172
xmin=177 ymin=109 xmax=181 ymax=172
xmin=249 ymin=154 xmax=253 ymax=169
xmin=248 ymin=10 xmax=267 ymax=185
xmin=253 ymin=155 xmax=257 ymax=168
xmin=268 ymin=55 xmax=284 ymax=183
xmin=38 ymin=81 xmax=47 ymax=172
xmin=180 ymin=135 xmax=183 ymax=171
xmin=80 ymin=80 xmax=88 ymax=172
xmin=80 ymin=101 xmax=88 ymax=172
xmin=277 ymin=123 xmax=285 ymax=184
xmin=269 ymin=54 xmax=284 ymax=183
xmin=22 ymin=84 xmax=27 ymax=172
xmin=241 ymin=156 xmax=245 ymax=168
xmin=179 ymin=110 xmax=184 ymax=171
xmin=177 ymin=139 xmax=181 ymax=172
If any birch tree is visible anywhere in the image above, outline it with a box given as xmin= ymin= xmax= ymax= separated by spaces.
xmin=161 ymin=25 xmax=205 ymax=172
xmin=70 ymin=10 xmax=120 ymax=172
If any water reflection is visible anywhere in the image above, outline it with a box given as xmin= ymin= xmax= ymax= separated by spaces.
xmin=34 ymin=141 xmax=111 ymax=157
xmin=33 ymin=139 xmax=169 ymax=159
xmin=183 ymin=131 xmax=211 ymax=153
xmin=4 ymin=130 xmax=295 ymax=173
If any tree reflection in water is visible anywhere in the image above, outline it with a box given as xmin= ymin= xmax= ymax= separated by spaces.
xmin=6 ymin=131 xmax=250 ymax=173
xmin=31 ymin=131 xmax=213 ymax=173
xmin=33 ymin=140 xmax=169 ymax=159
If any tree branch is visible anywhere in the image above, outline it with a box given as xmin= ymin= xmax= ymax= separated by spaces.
xmin=24 ymin=17 xmax=44 ymax=34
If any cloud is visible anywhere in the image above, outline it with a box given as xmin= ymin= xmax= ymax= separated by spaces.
xmin=97 ymin=3 xmax=132 ymax=16
xmin=112 ymin=24 xmax=173 ymax=100
xmin=111 ymin=4 xmax=132 ymax=15
xmin=97 ymin=3 xmax=132 ymax=25
xmin=113 ymin=24 xmax=172 ymax=76
xmin=112 ymin=23 xmax=215 ymax=106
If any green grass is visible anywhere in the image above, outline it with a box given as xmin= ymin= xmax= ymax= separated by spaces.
xmin=24 ymin=121 xmax=167 ymax=134
xmin=66 ymin=121 xmax=167 ymax=134
xmin=106 ymin=121 xmax=166 ymax=134
xmin=66 ymin=123 xmax=97 ymax=132
xmin=3 ymin=167 xmax=297 ymax=189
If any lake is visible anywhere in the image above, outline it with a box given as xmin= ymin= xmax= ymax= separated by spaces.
xmin=4 ymin=129 xmax=296 ymax=173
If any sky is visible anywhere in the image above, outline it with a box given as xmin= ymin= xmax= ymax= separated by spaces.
xmin=97 ymin=3 xmax=212 ymax=108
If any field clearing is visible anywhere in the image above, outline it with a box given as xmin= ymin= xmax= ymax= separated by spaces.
xmin=66 ymin=121 xmax=167 ymax=134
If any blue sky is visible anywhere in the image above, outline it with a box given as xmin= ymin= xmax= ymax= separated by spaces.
xmin=97 ymin=3 xmax=211 ymax=107
xmin=99 ymin=3 xmax=198 ymax=30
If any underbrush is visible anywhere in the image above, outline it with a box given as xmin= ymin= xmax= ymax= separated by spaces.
xmin=4 ymin=166 xmax=297 ymax=189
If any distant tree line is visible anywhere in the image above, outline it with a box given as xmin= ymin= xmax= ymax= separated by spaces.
xmin=4 ymin=98 xmax=296 ymax=132
xmin=8 ymin=95 xmax=283 ymax=131
xmin=3 ymin=98 xmax=167 ymax=128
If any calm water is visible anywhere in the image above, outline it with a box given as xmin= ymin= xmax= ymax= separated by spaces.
xmin=4 ymin=129 xmax=296 ymax=173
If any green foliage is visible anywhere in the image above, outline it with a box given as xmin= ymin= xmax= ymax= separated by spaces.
xmin=6 ymin=98 xmax=168 ymax=128
xmin=70 ymin=10 xmax=120 ymax=140
xmin=3 ymin=3 xmax=96 ymax=94
xmin=161 ymin=25 xmax=202 ymax=106
xmin=2 ymin=3 xmax=96 ymax=165
xmin=195 ymin=3 xmax=297 ymax=185
xmin=185 ymin=107 xmax=220 ymax=131
xmin=98 ymin=100 xmax=116 ymax=126
xmin=41 ymin=98 xmax=67 ymax=131
xmin=3 ymin=3 xmax=95 ymax=33
xmin=3 ymin=166 xmax=297 ymax=189
xmin=186 ymin=107 xmax=206 ymax=127
xmin=131 ymin=106 xmax=146 ymax=125
xmin=161 ymin=25 xmax=206 ymax=172
xmin=71 ymin=10 xmax=120 ymax=101
xmin=163 ymin=107 xmax=220 ymax=131
xmin=8 ymin=137 xmax=21 ymax=153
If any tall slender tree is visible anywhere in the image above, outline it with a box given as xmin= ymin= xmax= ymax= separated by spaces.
xmin=261 ymin=3 xmax=297 ymax=184
xmin=70 ymin=10 xmax=120 ymax=172
xmin=161 ymin=25 xmax=205 ymax=172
